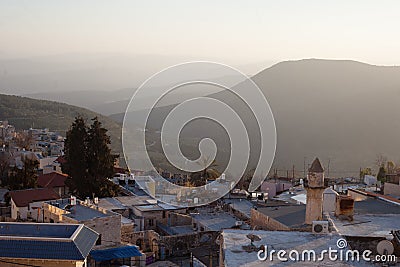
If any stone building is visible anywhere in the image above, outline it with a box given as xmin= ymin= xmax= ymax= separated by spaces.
xmin=9 ymin=188 xmax=60 ymax=221
xmin=42 ymin=198 xmax=122 ymax=248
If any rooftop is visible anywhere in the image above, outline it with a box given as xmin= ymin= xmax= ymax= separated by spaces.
xmin=10 ymin=188 xmax=59 ymax=207
xmin=272 ymin=186 xmax=307 ymax=204
xmin=98 ymin=197 xmax=128 ymax=211
xmin=224 ymin=198 xmax=254 ymax=219
xmin=114 ymin=195 xmax=156 ymax=207
xmin=37 ymin=172 xmax=68 ymax=188
xmin=256 ymin=203 xmax=306 ymax=228
xmin=90 ymin=245 xmax=142 ymax=261
xmin=351 ymin=188 xmax=400 ymax=205
xmin=354 ymin=197 xmax=400 ymax=215
xmin=221 ymin=229 xmax=368 ymax=266
xmin=192 ymin=210 xmax=249 ymax=231
xmin=134 ymin=204 xmax=165 ymax=212
xmin=0 ymin=222 xmax=78 ymax=238
xmin=47 ymin=199 xmax=118 ymax=222
xmin=0 ymin=222 xmax=98 ymax=261
xmin=330 ymin=195 xmax=400 ymax=238
xmin=331 ymin=213 xmax=400 ymax=239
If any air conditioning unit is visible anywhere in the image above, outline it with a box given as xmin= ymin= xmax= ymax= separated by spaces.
xmin=312 ymin=221 xmax=329 ymax=234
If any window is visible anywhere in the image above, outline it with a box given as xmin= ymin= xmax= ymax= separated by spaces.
xmin=148 ymin=219 xmax=154 ymax=226
xmin=96 ymin=234 xmax=102 ymax=245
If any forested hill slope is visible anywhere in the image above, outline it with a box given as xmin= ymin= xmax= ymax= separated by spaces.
xmin=0 ymin=94 xmax=122 ymax=153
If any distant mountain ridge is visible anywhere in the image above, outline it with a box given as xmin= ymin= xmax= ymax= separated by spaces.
xmin=119 ymin=59 xmax=400 ymax=177
xmin=3 ymin=58 xmax=400 ymax=178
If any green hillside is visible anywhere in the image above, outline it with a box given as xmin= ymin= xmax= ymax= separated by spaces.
xmin=0 ymin=94 xmax=122 ymax=154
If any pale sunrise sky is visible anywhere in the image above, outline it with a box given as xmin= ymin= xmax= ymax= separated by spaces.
xmin=1 ymin=0 xmax=400 ymax=66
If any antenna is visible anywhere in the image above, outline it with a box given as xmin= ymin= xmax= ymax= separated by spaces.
xmin=327 ymin=158 xmax=331 ymax=178
xmin=376 ymin=240 xmax=394 ymax=255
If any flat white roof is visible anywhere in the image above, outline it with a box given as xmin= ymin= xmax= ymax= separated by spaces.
xmin=330 ymin=213 xmax=399 ymax=239
xmin=222 ymin=229 xmax=370 ymax=266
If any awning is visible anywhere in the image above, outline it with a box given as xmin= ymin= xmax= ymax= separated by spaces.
xmin=90 ymin=245 xmax=142 ymax=261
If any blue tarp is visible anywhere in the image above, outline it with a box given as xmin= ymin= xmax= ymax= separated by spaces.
xmin=90 ymin=246 xmax=142 ymax=261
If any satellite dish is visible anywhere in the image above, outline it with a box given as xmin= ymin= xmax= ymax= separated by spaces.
xmin=376 ymin=240 xmax=394 ymax=255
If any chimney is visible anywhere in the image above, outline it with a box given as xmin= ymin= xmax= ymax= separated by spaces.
xmin=335 ymin=195 xmax=354 ymax=221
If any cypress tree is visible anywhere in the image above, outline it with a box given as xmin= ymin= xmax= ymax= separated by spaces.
xmin=86 ymin=117 xmax=119 ymax=197
xmin=63 ymin=116 xmax=119 ymax=198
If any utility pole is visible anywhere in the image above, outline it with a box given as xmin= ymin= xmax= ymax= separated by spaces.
xmin=303 ymin=157 xmax=307 ymax=178
xmin=292 ymin=165 xmax=295 ymax=185
xmin=327 ymin=158 xmax=331 ymax=178
xmin=209 ymin=246 xmax=213 ymax=267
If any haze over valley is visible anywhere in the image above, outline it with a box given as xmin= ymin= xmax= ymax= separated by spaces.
xmin=2 ymin=58 xmax=400 ymax=177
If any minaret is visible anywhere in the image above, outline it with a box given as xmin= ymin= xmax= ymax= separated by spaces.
xmin=305 ymin=157 xmax=326 ymax=224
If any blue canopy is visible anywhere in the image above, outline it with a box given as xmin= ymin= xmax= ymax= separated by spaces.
xmin=90 ymin=246 xmax=142 ymax=262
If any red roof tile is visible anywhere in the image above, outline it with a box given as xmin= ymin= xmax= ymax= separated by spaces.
xmin=38 ymin=172 xmax=69 ymax=188
xmin=10 ymin=188 xmax=60 ymax=207
xmin=349 ymin=188 xmax=400 ymax=204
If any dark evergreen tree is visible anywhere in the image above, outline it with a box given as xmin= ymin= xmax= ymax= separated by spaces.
xmin=63 ymin=116 xmax=89 ymax=196
xmin=7 ymin=157 xmax=39 ymax=190
xmin=63 ymin=116 xmax=119 ymax=198
xmin=0 ymin=151 xmax=11 ymax=185
xmin=86 ymin=117 xmax=119 ymax=197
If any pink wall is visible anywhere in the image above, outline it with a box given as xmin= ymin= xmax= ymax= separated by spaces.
xmin=260 ymin=181 xmax=292 ymax=198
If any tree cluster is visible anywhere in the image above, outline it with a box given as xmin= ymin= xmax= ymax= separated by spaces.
xmin=62 ymin=116 xmax=120 ymax=198
xmin=5 ymin=157 xmax=39 ymax=190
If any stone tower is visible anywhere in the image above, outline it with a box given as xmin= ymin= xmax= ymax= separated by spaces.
xmin=305 ymin=157 xmax=326 ymax=224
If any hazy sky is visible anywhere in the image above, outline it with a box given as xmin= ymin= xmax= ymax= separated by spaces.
xmin=1 ymin=0 xmax=400 ymax=65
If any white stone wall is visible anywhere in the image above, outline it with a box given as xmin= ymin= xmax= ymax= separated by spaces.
xmin=11 ymin=199 xmax=45 ymax=221
xmin=323 ymin=189 xmax=338 ymax=212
